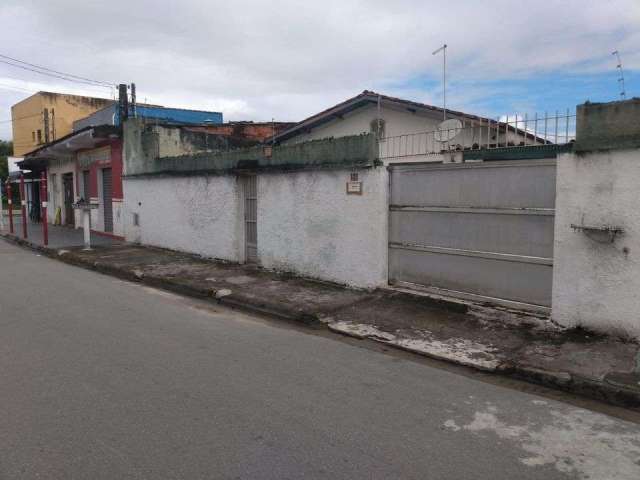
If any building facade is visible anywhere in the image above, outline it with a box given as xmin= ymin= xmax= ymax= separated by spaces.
xmin=11 ymin=92 xmax=114 ymax=157
xmin=20 ymin=102 xmax=225 ymax=238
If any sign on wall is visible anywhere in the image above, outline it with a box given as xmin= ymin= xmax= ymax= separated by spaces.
xmin=346 ymin=172 xmax=363 ymax=195
xmin=78 ymin=146 xmax=111 ymax=168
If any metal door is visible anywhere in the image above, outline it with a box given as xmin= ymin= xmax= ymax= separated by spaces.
xmin=388 ymin=159 xmax=556 ymax=308
xmin=82 ymin=170 xmax=91 ymax=201
xmin=242 ymin=175 xmax=258 ymax=262
xmin=62 ymin=173 xmax=75 ymax=227
xmin=102 ymin=168 xmax=113 ymax=233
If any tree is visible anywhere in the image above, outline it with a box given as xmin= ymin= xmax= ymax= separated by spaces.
xmin=0 ymin=140 xmax=12 ymax=182
xmin=1 ymin=140 xmax=13 ymax=205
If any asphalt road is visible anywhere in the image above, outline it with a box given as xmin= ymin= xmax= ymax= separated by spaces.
xmin=1 ymin=238 xmax=639 ymax=480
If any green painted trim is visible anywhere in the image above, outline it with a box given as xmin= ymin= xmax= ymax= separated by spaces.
xmin=463 ymin=144 xmax=573 ymax=161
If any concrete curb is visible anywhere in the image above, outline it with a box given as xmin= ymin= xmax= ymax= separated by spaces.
xmin=0 ymin=233 xmax=327 ymax=329
xmin=327 ymin=321 xmax=640 ymax=409
xmin=2 ymin=232 xmax=639 ymax=409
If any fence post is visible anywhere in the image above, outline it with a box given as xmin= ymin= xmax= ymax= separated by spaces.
xmin=40 ymin=172 xmax=48 ymax=246
xmin=19 ymin=174 xmax=27 ymax=239
xmin=6 ymin=181 xmax=13 ymax=234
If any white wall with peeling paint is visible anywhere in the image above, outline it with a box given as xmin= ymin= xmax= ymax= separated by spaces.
xmin=123 ymin=175 xmax=243 ymax=262
xmin=257 ymin=168 xmax=389 ymax=288
xmin=123 ymin=166 xmax=389 ymax=289
xmin=553 ymin=148 xmax=640 ymax=339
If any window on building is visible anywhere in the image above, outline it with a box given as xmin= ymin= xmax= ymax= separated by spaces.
xmin=32 ymin=131 xmax=36 ymax=142
xmin=37 ymin=130 xmax=42 ymax=144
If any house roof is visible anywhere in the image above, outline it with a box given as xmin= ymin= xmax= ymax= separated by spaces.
xmin=273 ymin=90 xmax=548 ymax=144
xmin=273 ymin=90 xmax=489 ymax=143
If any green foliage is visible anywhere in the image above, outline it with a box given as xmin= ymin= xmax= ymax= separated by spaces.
xmin=1 ymin=140 xmax=13 ymax=203
xmin=0 ymin=140 xmax=12 ymax=183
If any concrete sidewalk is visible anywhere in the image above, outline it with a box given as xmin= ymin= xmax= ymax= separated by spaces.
xmin=0 ymin=217 xmax=118 ymax=249
xmin=2 ymin=233 xmax=639 ymax=408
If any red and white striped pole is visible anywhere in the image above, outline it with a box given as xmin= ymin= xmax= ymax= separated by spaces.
xmin=19 ymin=174 xmax=27 ymax=239
xmin=6 ymin=180 xmax=14 ymax=234
xmin=40 ymin=172 xmax=48 ymax=246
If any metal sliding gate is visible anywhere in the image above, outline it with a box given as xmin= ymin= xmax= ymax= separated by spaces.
xmin=388 ymin=159 xmax=556 ymax=307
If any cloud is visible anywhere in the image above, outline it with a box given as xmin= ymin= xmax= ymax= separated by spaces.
xmin=1 ymin=0 xmax=638 ymax=141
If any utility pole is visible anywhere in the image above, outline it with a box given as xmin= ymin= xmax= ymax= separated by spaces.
xmin=118 ymin=84 xmax=129 ymax=123
xmin=43 ymin=108 xmax=50 ymax=143
xmin=51 ymin=108 xmax=56 ymax=140
xmin=130 ymin=83 xmax=137 ymax=118
xmin=432 ymin=44 xmax=447 ymax=120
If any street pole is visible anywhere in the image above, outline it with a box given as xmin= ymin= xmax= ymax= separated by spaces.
xmin=432 ymin=44 xmax=447 ymax=120
xmin=82 ymin=209 xmax=91 ymax=250
xmin=6 ymin=181 xmax=13 ymax=234
xmin=19 ymin=174 xmax=27 ymax=239
xmin=40 ymin=172 xmax=48 ymax=246
xmin=0 ymin=181 xmax=4 ymax=231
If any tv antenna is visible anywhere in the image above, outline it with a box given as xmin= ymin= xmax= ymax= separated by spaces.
xmin=432 ymin=44 xmax=447 ymax=120
xmin=612 ymin=50 xmax=626 ymax=100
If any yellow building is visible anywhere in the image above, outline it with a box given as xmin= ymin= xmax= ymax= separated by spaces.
xmin=11 ymin=92 xmax=114 ymax=156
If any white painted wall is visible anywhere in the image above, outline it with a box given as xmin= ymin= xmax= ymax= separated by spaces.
xmin=123 ymin=175 xmax=242 ymax=262
xmin=553 ymin=148 xmax=640 ymax=339
xmin=257 ymin=167 xmax=388 ymax=288
xmin=283 ymin=103 xmax=536 ymax=165
xmin=123 ymin=166 xmax=389 ymax=289
xmin=285 ymin=103 xmax=442 ymax=145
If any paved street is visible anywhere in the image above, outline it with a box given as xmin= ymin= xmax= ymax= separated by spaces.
xmin=1 ymin=238 xmax=639 ymax=480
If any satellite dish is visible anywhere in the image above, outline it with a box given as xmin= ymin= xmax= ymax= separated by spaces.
xmin=434 ymin=118 xmax=462 ymax=142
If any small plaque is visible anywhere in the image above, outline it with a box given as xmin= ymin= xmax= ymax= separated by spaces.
xmin=72 ymin=202 xmax=100 ymax=210
xmin=346 ymin=181 xmax=362 ymax=195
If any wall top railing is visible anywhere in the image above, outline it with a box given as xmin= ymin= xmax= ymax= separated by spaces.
xmin=379 ymin=110 xmax=576 ymax=160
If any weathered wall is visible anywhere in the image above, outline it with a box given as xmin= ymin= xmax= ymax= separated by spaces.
xmin=12 ymin=92 xmax=113 ymax=156
xmin=186 ymin=122 xmax=293 ymax=143
xmin=257 ymin=167 xmax=388 ymax=288
xmin=552 ymin=148 xmax=640 ymax=338
xmin=123 ymin=175 xmax=242 ymax=261
xmin=46 ymin=158 xmax=76 ymax=226
xmin=282 ymin=102 xmax=538 ymax=164
xmin=283 ymin=103 xmax=442 ymax=146
xmin=122 ymin=165 xmax=388 ymax=288
xmin=123 ymin=118 xmax=376 ymax=177
xmin=574 ymin=99 xmax=640 ymax=152
xmin=123 ymin=119 xmax=259 ymax=176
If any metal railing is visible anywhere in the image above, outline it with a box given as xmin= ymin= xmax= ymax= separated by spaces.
xmin=379 ymin=110 xmax=576 ymax=160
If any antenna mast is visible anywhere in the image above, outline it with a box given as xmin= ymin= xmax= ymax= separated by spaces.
xmin=612 ymin=50 xmax=626 ymax=100
xmin=432 ymin=44 xmax=447 ymax=120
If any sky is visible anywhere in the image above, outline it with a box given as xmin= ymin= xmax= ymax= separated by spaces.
xmin=0 ymin=0 xmax=638 ymax=142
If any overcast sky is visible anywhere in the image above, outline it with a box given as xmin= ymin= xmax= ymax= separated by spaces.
xmin=1 ymin=0 xmax=638 ymax=143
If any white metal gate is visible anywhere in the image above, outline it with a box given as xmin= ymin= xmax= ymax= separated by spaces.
xmin=388 ymin=159 xmax=556 ymax=308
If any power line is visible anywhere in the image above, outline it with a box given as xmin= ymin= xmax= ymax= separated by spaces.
xmin=0 ymin=83 xmax=37 ymax=94
xmin=0 ymin=73 xmax=116 ymax=96
xmin=0 ymin=57 xmax=115 ymax=89
xmin=0 ymin=53 xmax=115 ymax=87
